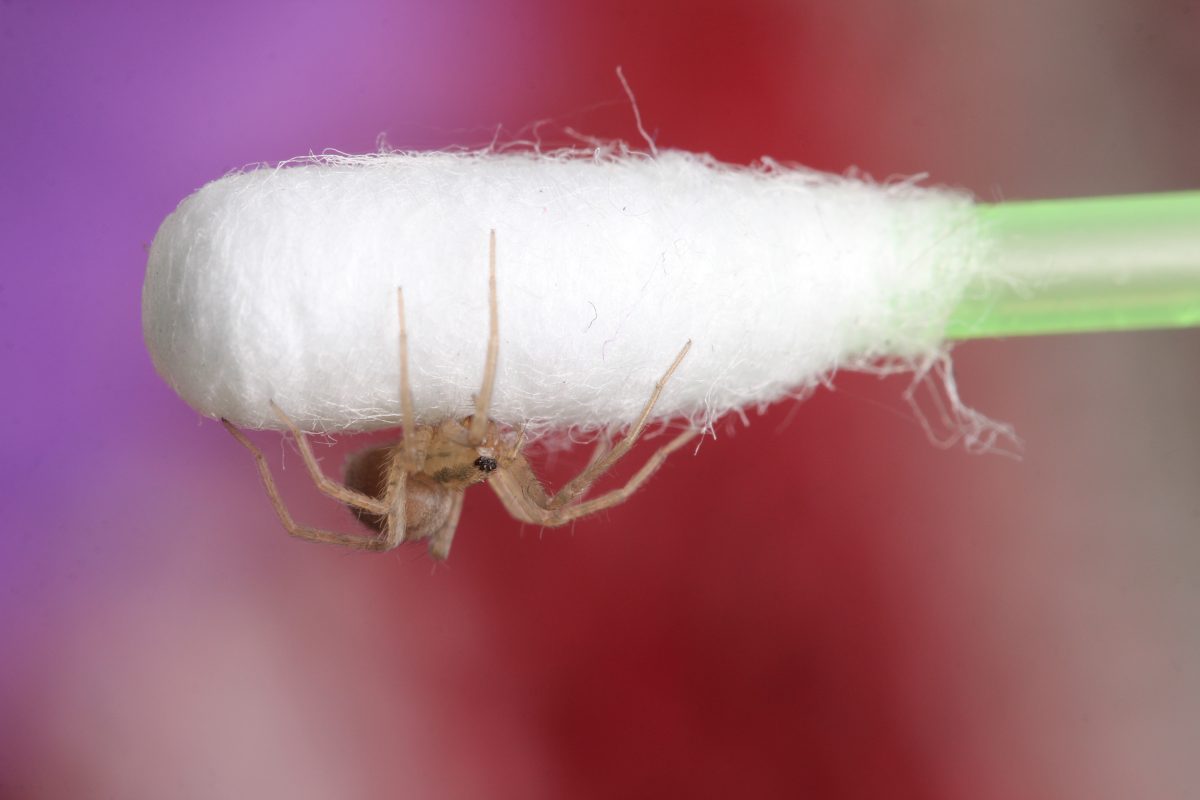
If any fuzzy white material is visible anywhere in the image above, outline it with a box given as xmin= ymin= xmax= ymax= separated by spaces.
xmin=143 ymin=149 xmax=986 ymax=435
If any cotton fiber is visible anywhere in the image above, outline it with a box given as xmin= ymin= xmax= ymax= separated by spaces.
xmin=143 ymin=149 xmax=988 ymax=435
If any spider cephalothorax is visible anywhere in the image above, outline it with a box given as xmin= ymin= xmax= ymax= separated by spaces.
xmin=223 ymin=231 xmax=695 ymax=560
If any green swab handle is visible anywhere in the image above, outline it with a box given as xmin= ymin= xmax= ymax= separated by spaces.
xmin=945 ymin=191 xmax=1200 ymax=339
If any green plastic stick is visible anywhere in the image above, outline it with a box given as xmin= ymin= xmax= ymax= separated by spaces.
xmin=945 ymin=191 xmax=1200 ymax=339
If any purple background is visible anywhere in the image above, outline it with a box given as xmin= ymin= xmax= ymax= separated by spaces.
xmin=3 ymin=1 xmax=1199 ymax=797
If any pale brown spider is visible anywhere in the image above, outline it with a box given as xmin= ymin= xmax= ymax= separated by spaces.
xmin=222 ymin=231 xmax=697 ymax=560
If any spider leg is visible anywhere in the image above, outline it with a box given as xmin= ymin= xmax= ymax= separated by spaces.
xmin=222 ymin=419 xmax=402 ymax=551
xmin=584 ymin=432 xmax=614 ymax=471
xmin=396 ymin=287 xmax=418 ymax=470
xmin=489 ymin=429 xmax=698 ymax=526
xmin=427 ymin=492 xmax=465 ymax=560
xmin=382 ymin=275 xmax=430 ymax=547
xmin=468 ymin=229 xmax=499 ymax=445
xmin=268 ymin=402 xmax=388 ymax=516
xmin=361 ymin=445 xmax=410 ymax=548
xmin=546 ymin=340 xmax=691 ymax=510
xmin=489 ymin=460 xmax=550 ymax=524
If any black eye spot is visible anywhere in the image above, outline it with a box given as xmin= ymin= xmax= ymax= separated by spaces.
xmin=474 ymin=456 xmax=498 ymax=473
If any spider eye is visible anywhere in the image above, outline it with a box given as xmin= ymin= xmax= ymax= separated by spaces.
xmin=474 ymin=455 xmax=498 ymax=473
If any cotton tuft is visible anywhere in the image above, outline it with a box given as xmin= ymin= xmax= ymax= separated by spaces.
xmin=143 ymin=149 xmax=987 ymax=435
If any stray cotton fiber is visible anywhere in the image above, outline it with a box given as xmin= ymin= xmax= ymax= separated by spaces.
xmin=143 ymin=148 xmax=986 ymax=435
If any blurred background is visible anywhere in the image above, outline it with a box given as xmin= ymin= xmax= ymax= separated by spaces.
xmin=2 ymin=0 xmax=1199 ymax=797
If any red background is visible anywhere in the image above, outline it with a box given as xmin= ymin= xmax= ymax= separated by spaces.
xmin=2 ymin=1 xmax=1199 ymax=797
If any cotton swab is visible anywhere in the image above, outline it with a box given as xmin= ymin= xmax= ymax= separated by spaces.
xmin=142 ymin=149 xmax=1200 ymax=437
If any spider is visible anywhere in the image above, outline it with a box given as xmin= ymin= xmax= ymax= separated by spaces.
xmin=222 ymin=231 xmax=697 ymax=560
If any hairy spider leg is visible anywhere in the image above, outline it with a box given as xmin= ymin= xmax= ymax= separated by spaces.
xmin=487 ymin=341 xmax=696 ymax=524
xmin=222 ymin=418 xmax=407 ymax=551
xmin=428 ymin=493 xmax=465 ymax=561
xmin=467 ymin=229 xmax=500 ymax=446
xmin=266 ymin=401 xmax=387 ymax=514
xmin=549 ymin=340 xmax=691 ymax=510
xmin=220 ymin=278 xmax=434 ymax=552
xmin=490 ymin=429 xmax=698 ymax=526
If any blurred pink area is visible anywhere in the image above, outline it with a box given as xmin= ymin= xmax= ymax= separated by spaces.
xmin=2 ymin=1 xmax=1198 ymax=798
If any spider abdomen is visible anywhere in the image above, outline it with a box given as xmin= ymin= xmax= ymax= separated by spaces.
xmin=343 ymin=445 xmax=454 ymax=540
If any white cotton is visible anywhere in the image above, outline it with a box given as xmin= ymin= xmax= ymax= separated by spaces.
xmin=143 ymin=149 xmax=987 ymax=435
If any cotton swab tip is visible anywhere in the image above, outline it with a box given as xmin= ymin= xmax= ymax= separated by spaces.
xmin=143 ymin=149 xmax=989 ymax=434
